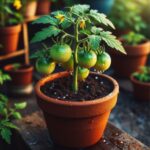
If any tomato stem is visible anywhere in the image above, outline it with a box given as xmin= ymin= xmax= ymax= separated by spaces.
xmin=72 ymin=20 xmax=79 ymax=93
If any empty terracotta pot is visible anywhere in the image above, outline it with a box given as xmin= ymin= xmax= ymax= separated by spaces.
xmin=37 ymin=0 xmax=51 ymax=15
xmin=130 ymin=75 xmax=150 ymax=101
xmin=35 ymin=72 xmax=119 ymax=148
xmin=24 ymin=1 xmax=37 ymax=18
xmin=110 ymin=41 xmax=150 ymax=78
xmin=0 ymin=24 xmax=21 ymax=55
xmin=4 ymin=64 xmax=33 ymax=86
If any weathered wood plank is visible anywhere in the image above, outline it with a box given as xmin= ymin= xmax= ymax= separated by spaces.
xmin=13 ymin=111 xmax=149 ymax=150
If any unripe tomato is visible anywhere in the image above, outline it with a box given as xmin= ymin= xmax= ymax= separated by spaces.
xmin=95 ymin=52 xmax=111 ymax=71
xmin=36 ymin=57 xmax=56 ymax=75
xmin=78 ymin=50 xmax=97 ymax=68
xmin=62 ymin=55 xmax=74 ymax=71
xmin=50 ymin=44 xmax=72 ymax=63
xmin=78 ymin=67 xmax=90 ymax=81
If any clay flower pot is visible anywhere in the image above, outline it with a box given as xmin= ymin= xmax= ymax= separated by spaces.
xmin=130 ymin=75 xmax=150 ymax=101
xmin=110 ymin=41 xmax=150 ymax=78
xmin=24 ymin=1 xmax=37 ymax=18
xmin=37 ymin=0 xmax=51 ymax=15
xmin=4 ymin=64 xmax=33 ymax=86
xmin=35 ymin=72 xmax=119 ymax=148
xmin=0 ymin=24 xmax=21 ymax=55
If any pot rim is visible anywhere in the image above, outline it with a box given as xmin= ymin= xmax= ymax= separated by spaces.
xmin=123 ymin=40 xmax=150 ymax=48
xmin=35 ymin=71 xmax=119 ymax=107
xmin=130 ymin=75 xmax=150 ymax=86
xmin=0 ymin=24 xmax=22 ymax=32
xmin=4 ymin=64 xmax=33 ymax=73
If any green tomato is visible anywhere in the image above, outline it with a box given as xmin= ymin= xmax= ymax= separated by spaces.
xmin=36 ymin=57 xmax=56 ymax=75
xmin=95 ymin=52 xmax=111 ymax=71
xmin=78 ymin=50 xmax=97 ymax=68
xmin=50 ymin=44 xmax=72 ymax=63
xmin=78 ymin=67 xmax=90 ymax=81
xmin=62 ymin=55 xmax=74 ymax=71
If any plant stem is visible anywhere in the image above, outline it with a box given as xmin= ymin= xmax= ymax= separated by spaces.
xmin=72 ymin=20 xmax=79 ymax=93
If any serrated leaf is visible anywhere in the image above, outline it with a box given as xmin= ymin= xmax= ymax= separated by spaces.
xmin=91 ymin=26 xmax=103 ymax=35
xmin=100 ymin=31 xmax=126 ymax=54
xmin=31 ymin=26 xmax=61 ymax=43
xmin=89 ymin=10 xmax=115 ymax=29
xmin=14 ymin=102 xmax=27 ymax=110
xmin=51 ymin=10 xmax=65 ymax=16
xmin=89 ymin=35 xmax=101 ymax=50
xmin=71 ymin=4 xmax=90 ymax=15
xmin=32 ymin=15 xmax=58 ymax=26
xmin=1 ymin=128 xmax=12 ymax=144
xmin=61 ymin=19 xmax=72 ymax=29
xmin=2 ymin=121 xmax=18 ymax=130
xmin=30 ymin=49 xmax=47 ymax=59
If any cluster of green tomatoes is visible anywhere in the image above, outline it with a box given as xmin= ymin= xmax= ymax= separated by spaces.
xmin=36 ymin=43 xmax=111 ymax=81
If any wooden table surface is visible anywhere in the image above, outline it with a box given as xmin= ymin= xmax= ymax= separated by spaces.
xmin=11 ymin=92 xmax=149 ymax=150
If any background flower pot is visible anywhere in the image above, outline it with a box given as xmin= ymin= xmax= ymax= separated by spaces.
xmin=80 ymin=0 xmax=114 ymax=14
xmin=110 ymin=41 xmax=150 ymax=78
xmin=24 ymin=1 xmax=37 ymax=18
xmin=4 ymin=64 xmax=33 ymax=86
xmin=36 ymin=0 xmax=51 ymax=15
xmin=130 ymin=75 xmax=150 ymax=101
xmin=0 ymin=24 xmax=21 ymax=55
xmin=35 ymin=72 xmax=119 ymax=148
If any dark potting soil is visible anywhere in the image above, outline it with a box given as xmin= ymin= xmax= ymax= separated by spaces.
xmin=41 ymin=74 xmax=114 ymax=101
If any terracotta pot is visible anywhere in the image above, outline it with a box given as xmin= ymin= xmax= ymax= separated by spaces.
xmin=4 ymin=64 xmax=33 ymax=86
xmin=0 ymin=24 xmax=21 ymax=55
xmin=110 ymin=41 xmax=150 ymax=78
xmin=35 ymin=72 xmax=119 ymax=148
xmin=24 ymin=1 xmax=37 ymax=18
xmin=37 ymin=0 xmax=51 ymax=15
xmin=130 ymin=75 xmax=150 ymax=101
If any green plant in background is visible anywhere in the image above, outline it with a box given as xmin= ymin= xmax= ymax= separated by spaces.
xmin=0 ymin=0 xmax=23 ymax=27
xmin=132 ymin=66 xmax=150 ymax=83
xmin=31 ymin=4 xmax=125 ymax=93
xmin=109 ymin=0 xmax=146 ymax=32
xmin=121 ymin=31 xmax=146 ymax=46
xmin=0 ymin=70 xmax=27 ymax=144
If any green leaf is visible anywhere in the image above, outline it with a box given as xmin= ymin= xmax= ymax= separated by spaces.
xmin=1 ymin=128 xmax=12 ymax=144
xmin=61 ymin=19 xmax=72 ymax=29
xmin=100 ymin=31 xmax=126 ymax=54
xmin=31 ymin=26 xmax=61 ymax=43
xmin=12 ymin=112 xmax=22 ymax=119
xmin=89 ymin=10 xmax=115 ymax=29
xmin=32 ymin=15 xmax=58 ymax=26
xmin=1 ymin=122 xmax=18 ymax=130
xmin=91 ymin=26 xmax=103 ymax=35
xmin=71 ymin=4 xmax=90 ymax=15
xmin=14 ymin=102 xmax=27 ymax=110
xmin=89 ymin=35 xmax=101 ymax=50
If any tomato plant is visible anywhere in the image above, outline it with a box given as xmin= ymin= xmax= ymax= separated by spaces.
xmin=50 ymin=44 xmax=72 ymax=63
xmin=31 ymin=4 xmax=126 ymax=93
xmin=36 ymin=57 xmax=56 ymax=75
xmin=78 ymin=50 xmax=97 ymax=68
xmin=95 ymin=52 xmax=111 ymax=72
xmin=62 ymin=55 xmax=74 ymax=71
xmin=78 ymin=67 xmax=90 ymax=81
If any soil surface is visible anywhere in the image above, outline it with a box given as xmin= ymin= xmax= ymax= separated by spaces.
xmin=41 ymin=74 xmax=114 ymax=101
